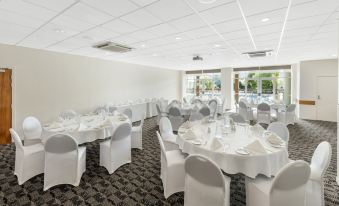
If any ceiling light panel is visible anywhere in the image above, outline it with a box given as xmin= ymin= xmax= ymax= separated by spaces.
xmin=82 ymin=0 xmax=138 ymax=17
xmin=146 ymin=0 xmax=193 ymax=22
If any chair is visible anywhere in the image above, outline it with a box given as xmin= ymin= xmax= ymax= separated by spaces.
xmin=199 ymin=105 xmax=210 ymax=117
xmin=208 ymin=99 xmax=218 ymax=118
xmin=94 ymin=106 xmax=107 ymax=114
xmin=159 ymin=117 xmax=179 ymax=151
xmin=267 ymin=122 xmax=289 ymax=144
xmin=123 ymin=108 xmax=133 ymax=120
xmin=189 ymin=111 xmax=204 ymax=122
xmin=10 ymin=129 xmax=44 ymax=185
xmin=229 ymin=113 xmax=246 ymax=124
xmin=156 ymin=103 xmax=168 ymax=125
xmin=191 ymin=98 xmax=203 ymax=104
xmin=277 ymin=104 xmax=296 ymax=125
xmin=246 ymin=160 xmax=311 ymax=206
xmin=257 ymin=103 xmax=271 ymax=124
xmin=306 ymin=141 xmax=332 ymax=206
xmin=168 ymin=106 xmax=184 ymax=132
xmin=100 ymin=122 xmax=132 ymax=174
xmin=22 ymin=116 xmax=43 ymax=146
xmin=239 ymin=101 xmax=253 ymax=121
xmin=184 ymin=155 xmax=231 ymax=206
xmin=59 ymin=109 xmax=77 ymax=120
xmin=44 ymin=134 xmax=86 ymax=190
xmin=131 ymin=113 xmax=145 ymax=150
xmin=108 ymin=106 xmax=117 ymax=114
xmin=183 ymin=97 xmax=188 ymax=104
xmin=156 ymin=132 xmax=185 ymax=198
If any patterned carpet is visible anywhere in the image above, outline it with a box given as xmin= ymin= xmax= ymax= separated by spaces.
xmin=0 ymin=117 xmax=338 ymax=206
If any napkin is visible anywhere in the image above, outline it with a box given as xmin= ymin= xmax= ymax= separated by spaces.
xmin=266 ymin=132 xmax=284 ymax=145
xmin=245 ymin=140 xmax=267 ymax=154
xmin=48 ymin=122 xmax=63 ymax=129
xmin=209 ymin=138 xmax=223 ymax=151
xmin=101 ymin=119 xmax=113 ymax=128
xmin=77 ymin=123 xmax=87 ymax=131
xmin=183 ymin=129 xmax=198 ymax=140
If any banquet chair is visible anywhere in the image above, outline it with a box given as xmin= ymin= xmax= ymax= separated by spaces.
xmin=267 ymin=122 xmax=289 ymax=144
xmin=168 ymin=106 xmax=184 ymax=132
xmin=199 ymin=105 xmax=210 ymax=117
xmin=156 ymin=132 xmax=185 ymax=198
xmin=239 ymin=101 xmax=253 ymax=121
xmin=229 ymin=113 xmax=246 ymax=124
xmin=100 ymin=122 xmax=132 ymax=174
xmin=108 ymin=106 xmax=117 ymax=114
xmin=59 ymin=109 xmax=77 ymax=120
xmin=159 ymin=117 xmax=179 ymax=151
xmin=246 ymin=160 xmax=310 ymax=206
xmin=10 ymin=129 xmax=44 ymax=185
xmin=257 ymin=103 xmax=271 ymax=124
xmin=131 ymin=113 xmax=145 ymax=150
xmin=94 ymin=106 xmax=107 ymax=114
xmin=22 ymin=116 xmax=43 ymax=146
xmin=191 ymin=98 xmax=203 ymax=104
xmin=189 ymin=111 xmax=204 ymax=122
xmin=44 ymin=134 xmax=86 ymax=191
xmin=184 ymin=155 xmax=231 ymax=206
xmin=183 ymin=97 xmax=188 ymax=104
xmin=156 ymin=103 xmax=168 ymax=125
xmin=208 ymin=99 xmax=218 ymax=118
xmin=306 ymin=141 xmax=332 ymax=206
xmin=123 ymin=108 xmax=133 ymax=120
xmin=277 ymin=104 xmax=296 ymax=125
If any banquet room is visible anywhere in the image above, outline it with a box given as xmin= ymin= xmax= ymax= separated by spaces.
xmin=0 ymin=0 xmax=338 ymax=205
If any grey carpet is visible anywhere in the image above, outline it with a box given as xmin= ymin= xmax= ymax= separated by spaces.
xmin=0 ymin=117 xmax=338 ymax=205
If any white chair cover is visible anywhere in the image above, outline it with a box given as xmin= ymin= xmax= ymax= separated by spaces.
xmin=189 ymin=111 xmax=204 ymax=122
xmin=10 ymin=128 xmax=44 ymax=185
xmin=94 ymin=106 xmax=107 ymax=114
xmin=22 ymin=116 xmax=43 ymax=146
xmin=246 ymin=160 xmax=311 ymax=206
xmin=208 ymin=99 xmax=218 ymax=118
xmin=59 ymin=109 xmax=77 ymax=120
xmin=123 ymin=108 xmax=133 ymax=120
xmin=100 ymin=122 xmax=132 ymax=174
xmin=278 ymin=104 xmax=296 ymax=125
xmin=168 ymin=106 xmax=184 ymax=132
xmin=131 ymin=113 xmax=145 ymax=150
xmin=191 ymin=98 xmax=203 ymax=104
xmin=267 ymin=122 xmax=289 ymax=144
xmin=108 ymin=106 xmax=117 ymax=114
xmin=199 ymin=105 xmax=210 ymax=117
xmin=257 ymin=103 xmax=271 ymax=124
xmin=306 ymin=141 xmax=332 ymax=206
xmin=229 ymin=113 xmax=246 ymax=124
xmin=44 ymin=134 xmax=86 ymax=190
xmin=156 ymin=132 xmax=185 ymax=198
xmin=156 ymin=103 xmax=168 ymax=125
xmin=159 ymin=117 xmax=179 ymax=151
xmin=239 ymin=101 xmax=253 ymax=121
xmin=184 ymin=155 xmax=231 ymax=206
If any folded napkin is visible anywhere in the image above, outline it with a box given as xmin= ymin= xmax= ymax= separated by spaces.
xmin=183 ymin=129 xmax=198 ymax=140
xmin=77 ymin=123 xmax=87 ymax=131
xmin=47 ymin=122 xmax=63 ymax=129
xmin=181 ymin=121 xmax=192 ymax=129
xmin=266 ymin=132 xmax=284 ymax=145
xmin=245 ymin=140 xmax=267 ymax=154
xmin=209 ymin=138 xmax=223 ymax=151
xmin=101 ymin=119 xmax=113 ymax=128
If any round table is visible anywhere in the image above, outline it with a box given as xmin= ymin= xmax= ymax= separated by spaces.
xmin=42 ymin=113 xmax=131 ymax=145
xmin=177 ymin=120 xmax=289 ymax=178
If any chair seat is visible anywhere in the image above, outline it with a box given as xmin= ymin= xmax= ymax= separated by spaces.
xmin=25 ymin=143 xmax=44 ymax=154
xmin=162 ymin=134 xmax=177 ymax=144
xmin=166 ymin=150 xmax=186 ymax=166
xmin=248 ymin=176 xmax=272 ymax=194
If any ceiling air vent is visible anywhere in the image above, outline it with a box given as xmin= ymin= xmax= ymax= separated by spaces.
xmin=93 ymin=41 xmax=133 ymax=53
xmin=193 ymin=55 xmax=203 ymax=61
xmin=242 ymin=50 xmax=273 ymax=58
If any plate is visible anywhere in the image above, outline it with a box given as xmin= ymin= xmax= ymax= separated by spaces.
xmin=235 ymin=148 xmax=250 ymax=155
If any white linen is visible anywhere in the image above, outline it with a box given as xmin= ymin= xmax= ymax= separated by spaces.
xmin=245 ymin=140 xmax=267 ymax=155
xmin=177 ymin=120 xmax=289 ymax=178
xmin=265 ymin=132 xmax=284 ymax=145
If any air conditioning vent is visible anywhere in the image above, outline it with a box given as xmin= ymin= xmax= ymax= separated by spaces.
xmin=193 ymin=55 xmax=203 ymax=61
xmin=242 ymin=50 xmax=273 ymax=58
xmin=93 ymin=41 xmax=133 ymax=53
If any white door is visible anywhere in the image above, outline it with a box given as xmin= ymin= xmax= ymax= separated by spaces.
xmin=316 ymin=76 xmax=338 ymax=122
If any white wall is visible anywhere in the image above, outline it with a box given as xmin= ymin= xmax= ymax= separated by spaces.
xmin=0 ymin=44 xmax=181 ymax=134
xmin=299 ymin=59 xmax=338 ymax=120
xmin=221 ymin=68 xmax=233 ymax=109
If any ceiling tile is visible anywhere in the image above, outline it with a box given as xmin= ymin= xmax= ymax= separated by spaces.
xmin=199 ymin=2 xmax=242 ymax=24
xmin=286 ymin=14 xmax=328 ymax=31
xmin=246 ymin=8 xmax=285 ymax=28
xmin=120 ymin=9 xmax=162 ymax=28
xmin=185 ymin=0 xmax=234 ymax=12
xmin=0 ymin=8 xmax=43 ymax=28
xmin=239 ymin=0 xmax=289 ymax=16
xmin=82 ymin=0 xmax=138 ymax=17
xmin=82 ymin=26 xmax=121 ymax=42
xmin=213 ymin=19 xmax=246 ymax=33
xmin=169 ymin=14 xmax=206 ymax=31
xmin=251 ymin=23 xmax=283 ymax=36
xmin=146 ymin=0 xmax=193 ymax=21
xmin=51 ymin=15 xmax=94 ymax=32
xmin=127 ymin=30 xmax=158 ymax=41
xmin=289 ymin=0 xmax=338 ymax=20
xmin=222 ymin=29 xmax=249 ymax=40
xmin=0 ymin=21 xmax=34 ymax=44
xmin=129 ymin=0 xmax=159 ymax=7
xmin=183 ymin=27 xmax=215 ymax=39
xmin=22 ymin=0 xmax=76 ymax=12
xmin=143 ymin=23 xmax=179 ymax=37
xmin=102 ymin=19 xmax=139 ymax=34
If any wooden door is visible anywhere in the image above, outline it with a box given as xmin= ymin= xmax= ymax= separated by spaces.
xmin=0 ymin=69 xmax=12 ymax=144
xmin=316 ymin=76 xmax=337 ymax=122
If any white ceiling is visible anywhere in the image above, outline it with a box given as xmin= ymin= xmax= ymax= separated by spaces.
xmin=0 ymin=0 xmax=338 ymax=70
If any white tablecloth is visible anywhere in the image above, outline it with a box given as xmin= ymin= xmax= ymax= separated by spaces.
xmin=177 ymin=120 xmax=289 ymax=178
xmin=116 ymin=102 xmax=147 ymax=122
xmin=42 ymin=114 xmax=131 ymax=145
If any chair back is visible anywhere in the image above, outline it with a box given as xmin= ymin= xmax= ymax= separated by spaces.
xmin=286 ymin=104 xmax=296 ymax=113
xmin=169 ymin=106 xmax=181 ymax=116
xmin=94 ymin=106 xmax=107 ymax=114
xmin=311 ymin=141 xmax=332 ymax=180
xmin=191 ymin=98 xmax=202 ymax=104
xmin=45 ymin=134 xmax=78 ymax=154
xmin=108 ymin=106 xmax=117 ymax=114
xmin=123 ymin=108 xmax=133 ymax=120
xmin=10 ymin=129 xmax=24 ymax=151
xmin=22 ymin=116 xmax=42 ymax=140
xmin=270 ymin=160 xmax=311 ymax=206
xmin=189 ymin=111 xmax=204 ymax=122
xmin=156 ymin=131 xmax=167 ymax=162
xmin=111 ymin=122 xmax=132 ymax=142
xmin=209 ymin=99 xmax=218 ymax=117
xmin=267 ymin=122 xmax=289 ymax=143
xmin=159 ymin=117 xmax=173 ymax=136
xmin=59 ymin=109 xmax=77 ymax=120
xmin=183 ymin=97 xmax=188 ymax=104
xmin=184 ymin=155 xmax=226 ymax=206
xmin=257 ymin=102 xmax=270 ymax=112
xmin=156 ymin=103 xmax=162 ymax=115
xmin=239 ymin=101 xmax=247 ymax=109
xmin=199 ymin=105 xmax=210 ymax=117
xmin=229 ymin=113 xmax=246 ymax=124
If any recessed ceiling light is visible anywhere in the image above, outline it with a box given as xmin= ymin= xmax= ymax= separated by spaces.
xmin=199 ymin=0 xmax=216 ymax=4
xmin=214 ymin=44 xmax=221 ymax=47
xmin=54 ymin=29 xmax=65 ymax=33
xmin=152 ymin=53 xmax=157 ymax=56
xmin=261 ymin=18 xmax=270 ymax=22
xmin=141 ymin=44 xmax=146 ymax=47
xmin=175 ymin=37 xmax=182 ymax=40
